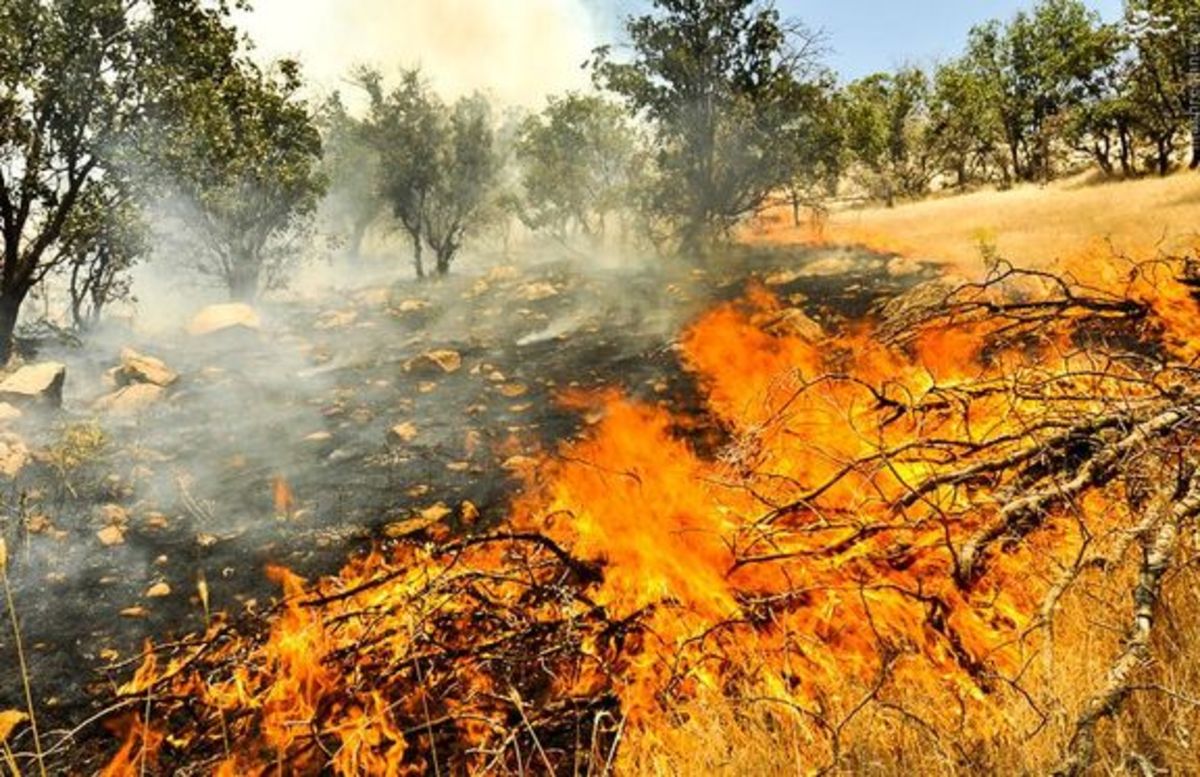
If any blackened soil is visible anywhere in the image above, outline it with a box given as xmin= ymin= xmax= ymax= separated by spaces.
xmin=0 ymin=244 xmax=930 ymax=770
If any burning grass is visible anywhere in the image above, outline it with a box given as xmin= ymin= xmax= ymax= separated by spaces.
xmin=52 ymin=240 xmax=1200 ymax=774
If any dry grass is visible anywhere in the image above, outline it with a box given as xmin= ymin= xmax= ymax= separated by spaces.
xmin=621 ymin=562 xmax=1200 ymax=776
xmin=629 ymin=174 xmax=1200 ymax=776
xmin=749 ymin=172 xmax=1200 ymax=277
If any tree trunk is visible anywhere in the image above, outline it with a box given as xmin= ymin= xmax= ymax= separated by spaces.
xmin=228 ymin=261 xmax=259 ymax=302
xmin=0 ymin=289 xmax=25 ymax=365
xmin=411 ymin=235 xmax=425 ymax=280
xmin=1156 ymin=136 xmax=1172 ymax=177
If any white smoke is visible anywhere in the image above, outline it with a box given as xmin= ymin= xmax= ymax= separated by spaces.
xmin=237 ymin=0 xmax=604 ymax=107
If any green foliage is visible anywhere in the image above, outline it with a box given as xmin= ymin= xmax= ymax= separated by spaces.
xmin=593 ymin=0 xmax=831 ymax=255
xmin=515 ymin=94 xmax=640 ymax=241
xmin=317 ymin=93 xmax=384 ymax=261
xmin=842 ymin=67 xmax=933 ymax=206
xmin=360 ymin=69 xmax=500 ymax=277
xmin=144 ymin=40 xmax=326 ymax=300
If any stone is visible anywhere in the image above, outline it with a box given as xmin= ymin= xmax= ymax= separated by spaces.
xmin=0 ymin=362 xmax=65 ymax=407
xmin=0 ymin=403 xmax=21 ymax=424
xmin=0 ymin=433 xmax=28 ymax=478
xmin=387 ymin=421 xmax=419 ymax=444
xmin=93 ymin=383 xmax=165 ymax=415
xmin=118 ymin=348 xmax=178 ymax=387
xmin=407 ymin=349 xmax=462 ymax=375
xmin=187 ymin=303 xmax=262 ymax=336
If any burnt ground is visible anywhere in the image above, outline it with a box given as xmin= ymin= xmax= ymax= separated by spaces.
xmin=0 ymin=244 xmax=931 ymax=770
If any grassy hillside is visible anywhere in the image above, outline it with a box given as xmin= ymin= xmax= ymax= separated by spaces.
xmin=751 ymin=173 xmax=1200 ymax=277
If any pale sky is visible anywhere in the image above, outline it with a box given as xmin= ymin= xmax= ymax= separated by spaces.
xmin=239 ymin=0 xmax=1126 ymax=107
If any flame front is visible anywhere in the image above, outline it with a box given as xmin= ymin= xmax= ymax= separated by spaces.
xmin=101 ymin=246 xmax=1200 ymax=774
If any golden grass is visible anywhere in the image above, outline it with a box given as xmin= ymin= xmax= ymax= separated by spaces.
xmin=749 ymin=172 xmax=1200 ymax=277
xmin=623 ymin=563 xmax=1200 ymax=776
xmin=629 ymin=175 xmax=1200 ymax=776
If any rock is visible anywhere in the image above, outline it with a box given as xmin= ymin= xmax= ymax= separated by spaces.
xmin=94 ymin=383 xmax=165 ymax=415
xmin=118 ymin=348 xmax=178 ymax=387
xmin=394 ymin=299 xmax=429 ymax=314
xmin=97 ymin=525 xmax=125 ymax=546
xmin=387 ymin=421 xmax=418 ymax=444
xmin=0 ymin=403 xmax=22 ymax=424
xmin=0 ymin=362 xmax=65 ymax=407
xmin=355 ymin=287 xmax=391 ymax=308
xmin=145 ymin=582 xmax=171 ymax=598
xmin=315 ymin=309 xmax=358 ymax=330
xmin=518 ymin=281 xmax=559 ymax=301
xmin=0 ymin=433 xmax=28 ymax=478
xmin=187 ymin=303 xmax=261 ymax=336
xmin=406 ymin=349 xmax=462 ymax=375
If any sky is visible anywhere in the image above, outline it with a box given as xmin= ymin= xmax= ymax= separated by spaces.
xmin=240 ymin=0 xmax=1126 ymax=108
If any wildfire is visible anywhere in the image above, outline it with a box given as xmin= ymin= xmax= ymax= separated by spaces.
xmin=99 ymin=246 xmax=1200 ymax=774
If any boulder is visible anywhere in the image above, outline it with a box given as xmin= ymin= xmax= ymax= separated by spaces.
xmin=94 ymin=383 xmax=165 ymax=415
xmin=0 ymin=403 xmax=22 ymax=424
xmin=187 ymin=303 xmax=261 ymax=336
xmin=405 ymin=349 xmax=462 ymax=375
xmin=0 ymin=362 xmax=65 ymax=407
xmin=0 ymin=433 xmax=28 ymax=478
xmin=118 ymin=348 xmax=178 ymax=387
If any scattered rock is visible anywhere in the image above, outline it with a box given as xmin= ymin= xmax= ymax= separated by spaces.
xmin=497 ymin=383 xmax=528 ymax=398
xmin=315 ymin=309 xmax=358 ymax=330
xmin=97 ymin=503 xmax=129 ymax=526
xmin=387 ymin=421 xmax=418 ymax=444
xmin=145 ymin=582 xmax=171 ymax=598
xmin=0 ymin=433 xmax=28 ymax=478
xmin=119 ymin=606 xmax=148 ymax=618
xmin=0 ymin=362 xmax=65 ymax=407
xmin=355 ymin=287 xmax=391 ymax=307
xmin=187 ymin=303 xmax=261 ymax=336
xmin=518 ymin=281 xmax=559 ymax=301
xmin=764 ymin=308 xmax=825 ymax=342
xmin=407 ymin=349 xmax=462 ymax=375
xmin=97 ymin=525 xmax=125 ymax=546
xmin=118 ymin=348 xmax=178 ymax=387
xmin=394 ymin=299 xmax=429 ymax=314
xmin=93 ymin=383 xmax=165 ymax=415
xmin=304 ymin=431 xmax=332 ymax=443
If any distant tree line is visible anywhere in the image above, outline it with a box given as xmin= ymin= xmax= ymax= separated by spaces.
xmin=2 ymin=0 xmax=1195 ymax=361
xmin=836 ymin=0 xmax=1199 ymax=204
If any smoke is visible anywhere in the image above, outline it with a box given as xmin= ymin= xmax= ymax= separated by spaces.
xmin=237 ymin=0 xmax=604 ymax=108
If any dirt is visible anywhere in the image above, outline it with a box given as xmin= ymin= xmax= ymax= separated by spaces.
xmin=0 ymin=245 xmax=931 ymax=765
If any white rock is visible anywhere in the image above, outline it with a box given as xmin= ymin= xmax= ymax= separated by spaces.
xmin=0 ymin=362 xmax=65 ymax=407
xmin=94 ymin=383 xmax=165 ymax=415
xmin=118 ymin=348 xmax=178 ymax=387
xmin=187 ymin=303 xmax=261 ymax=336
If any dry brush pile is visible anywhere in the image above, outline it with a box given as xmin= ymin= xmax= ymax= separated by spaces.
xmin=51 ymin=244 xmax=1200 ymax=775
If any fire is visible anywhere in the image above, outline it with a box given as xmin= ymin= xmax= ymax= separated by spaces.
xmin=273 ymin=474 xmax=295 ymax=517
xmin=99 ymin=247 xmax=1200 ymax=773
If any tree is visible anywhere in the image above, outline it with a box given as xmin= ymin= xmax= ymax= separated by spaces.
xmin=147 ymin=57 xmax=326 ymax=300
xmin=317 ymin=92 xmax=385 ymax=262
xmin=1124 ymin=0 xmax=1197 ymax=174
xmin=0 ymin=0 xmax=176 ymax=361
xmin=842 ymin=68 xmax=932 ymax=206
xmin=928 ymin=59 xmax=1007 ymax=188
xmin=593 ymin=0 xmax=829 ymax=255
xmin=423 ymin=94 xmax=500 ymax=275
xmin=361 ymin=69 xmax=499 ymax=278
xmin=515 ymin=93 xmax=638 ymax=241
xmin=59 ymin=182 xmax=146 ymax=330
